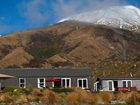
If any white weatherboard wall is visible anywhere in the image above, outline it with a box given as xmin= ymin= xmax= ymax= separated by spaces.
xmin=102 ymin=80 xmax=109 ymax=91
xmin=102 ymin=79 xmax=140 ymax=91
xmin=132 ymin=80 xmax=140 ymax=90
xmin=102 ymin=80 xmax=123 ymax=91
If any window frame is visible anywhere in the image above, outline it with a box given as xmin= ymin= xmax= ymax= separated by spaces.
xmin=37 ymin=78 xmax=46 ymax=88
xmin=61 ymin=78 xmax=71 ymax=88
xmin=77 ymin=78 xmax=88 ymax=89
xmin=122 ymin=80 xmax=132 ymax=88
xmin=108 ymin=80 xmax=114 ymax=91
xmin=19 ymin=78 xmax=26 ymax=88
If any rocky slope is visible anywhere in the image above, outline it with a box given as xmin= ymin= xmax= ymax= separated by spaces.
xmin=0 ymin=21 xmax=140 ymax=77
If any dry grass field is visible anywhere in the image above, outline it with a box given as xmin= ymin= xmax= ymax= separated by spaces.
xmin=0 ymin=87 xmax=140 ymax=105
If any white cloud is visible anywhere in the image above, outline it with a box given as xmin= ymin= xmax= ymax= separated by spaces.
xmin=84 ymin=0 xmax=128 ymax=10
xmin=19 ymin=0 xmax=48 ymax=25
xmin=53 ymin=0 xmax=82 ymax=18
xmin=0 ymin=0 xmax=131 ymax=34
xmin=53 ymin=0 xmax=129 ymax=19
xmin=18 ymin=0 xmax=130 ymax=24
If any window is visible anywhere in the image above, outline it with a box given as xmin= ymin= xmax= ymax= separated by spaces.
xmin=77 ymin=78 xmax=88 ymax=89
xmin=61 ymin=78 xmax=71 ymax=88
xmin=107 ymin=80 xmax=114 ymax=91
xmin=127 ymin=81 xmax=132 ymax=87
xmin=122 ymin=80 xmax=132 ymax=88
xmin=109 ymin=81 xmax=113 ymax=90
xmin=38 ymin=78 xmax=45 ymax=88
xmin=123 ymin=81 xmax=127 ymax=88
xmin=19 ymin=78 xmax=26 ymax=88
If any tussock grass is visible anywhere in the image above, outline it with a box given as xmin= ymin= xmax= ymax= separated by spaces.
xmin=26 ymin=95 xmax=35 ymax=102
xmin=115 ymin=92 xmax=129 ymax=101
xmin=31 ymin=88 xmax=42 ymax=96
xmin=126 ymin=91 xmax=140 ymax=105
xmin=74 ymin=88 xmax=89 ymax=103
xmin=0 ymin=93 xmax=13 ymax=103
xmin=16 ymin=95 xmax=29 ymax=104
xmin=40 ymin=89 xmax=61 ymax=104
xmin=66 ymin=91 xmax=79 ymax=104
xmin=66 ymin=88 xmax=90 ymax=104
xmin=87 ymin=93 xmax=98 ymax=105
xmin=134 ymin=92 xmax=140 ymax=102
xmin=1 ymin=87 xmax=140 ymax=105
xmin=99 ymin=92 xmax=113 ymax=104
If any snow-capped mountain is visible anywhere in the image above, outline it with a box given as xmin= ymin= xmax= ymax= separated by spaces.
xmin=59 ymin=5 xmax=140 ymax=31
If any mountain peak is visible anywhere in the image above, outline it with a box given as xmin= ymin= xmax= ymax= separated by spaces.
xmin=59 ymin=5 xmax=140 ymax=31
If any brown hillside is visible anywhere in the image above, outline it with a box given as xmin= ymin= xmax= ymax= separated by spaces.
xmin=0 ymin=21 xmax=140 ymax=77
xmin=0 ymin=47 xmax=34 ymax=68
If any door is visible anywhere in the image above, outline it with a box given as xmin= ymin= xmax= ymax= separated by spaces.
xmin=94 ymin=81 xmax=101 ymax=91
xmin=54 ymin=79 xmax=61 ymax=88
xmin=114 ymin=81 xmax=118 ymax=89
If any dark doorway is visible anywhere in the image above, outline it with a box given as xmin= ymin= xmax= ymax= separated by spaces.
xmin=54 ymin=79 xmax=61 ymax=88
xmin=96 ymin=78 xmax=102 ymax=91
xmin=114 ymin=81 xmax=118 ymax=88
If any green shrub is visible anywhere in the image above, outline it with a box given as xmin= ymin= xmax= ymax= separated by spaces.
xmin=24 ymin=84 xmax=34 ymax=94
xmin=3 ymin=87 xmax=25 ymax=96
xmin=3 ymin=86 xmax=16 ymax=93
xmin=51 ymin=88 xmax=73 ymax=93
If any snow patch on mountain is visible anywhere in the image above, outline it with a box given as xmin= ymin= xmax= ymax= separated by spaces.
xmin=59 ymin=5 xmax=140 ymax=31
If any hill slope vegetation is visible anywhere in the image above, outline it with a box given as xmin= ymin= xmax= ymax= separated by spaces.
xmin=0 ymin=21 xmax=140 ymax=77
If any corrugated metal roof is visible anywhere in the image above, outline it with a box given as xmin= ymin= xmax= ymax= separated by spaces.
xmin=100 ymin=77 xmax=140 ymax=80
xmin=0 ymin=68 xmax=92 ymax=77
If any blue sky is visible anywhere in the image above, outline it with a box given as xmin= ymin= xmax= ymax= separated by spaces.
xmin=0 ymin=0 xmax=140 ymax=35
